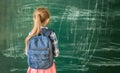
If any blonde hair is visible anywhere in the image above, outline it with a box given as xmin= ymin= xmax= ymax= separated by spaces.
xmin=24 ymin=7 xmax=50 ymax=53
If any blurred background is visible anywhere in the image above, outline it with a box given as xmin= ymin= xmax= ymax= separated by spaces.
xmin=0 ymin=0 xmax=120 ymax=73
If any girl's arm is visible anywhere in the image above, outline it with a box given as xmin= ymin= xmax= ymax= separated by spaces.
xmin=49 ymin=32 xmax=60 ymax=57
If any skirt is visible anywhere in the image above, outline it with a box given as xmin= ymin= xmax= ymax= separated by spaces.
xmin=27 ymin=62 xmax=56 ymax=73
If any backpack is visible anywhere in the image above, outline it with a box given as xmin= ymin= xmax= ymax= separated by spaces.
xmin=27 ymin=28 xmax=54 ymax=69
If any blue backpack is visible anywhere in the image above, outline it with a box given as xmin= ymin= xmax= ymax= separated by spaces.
xmin=27 ymin=28 xmax=54 ymax=69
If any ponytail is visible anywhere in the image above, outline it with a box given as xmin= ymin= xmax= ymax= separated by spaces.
xmin=24 ymin=14 xmax=42 ymax=53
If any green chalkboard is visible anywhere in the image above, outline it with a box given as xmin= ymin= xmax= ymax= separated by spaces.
xmin=0 ymin=0 xmax=120 ymax=73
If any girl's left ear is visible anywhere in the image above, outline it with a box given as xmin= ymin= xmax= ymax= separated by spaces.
xmin=46 ymin=18 xmax=50 ymax=23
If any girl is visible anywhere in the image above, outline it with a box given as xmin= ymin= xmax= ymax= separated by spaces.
xmin=24 ymin=7 xmax=59 ymax=73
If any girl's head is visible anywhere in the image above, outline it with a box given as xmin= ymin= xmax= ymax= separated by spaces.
xmin=33 ymin=7 xmax=50 ymax=26
xmin=24 ymin=7 xmax=50 ymax=52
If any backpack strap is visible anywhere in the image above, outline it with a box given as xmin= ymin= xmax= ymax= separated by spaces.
xmin=39 ymin=28 xmax=53 ymax=37
xmin=44 ymin=29 xmax=53 ymax=37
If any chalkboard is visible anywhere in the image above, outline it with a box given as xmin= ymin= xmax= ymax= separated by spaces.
xmin=0 ymin=0 xmax=120 ymax=73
